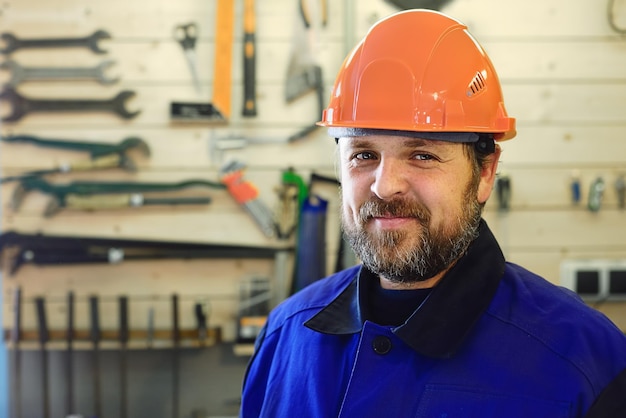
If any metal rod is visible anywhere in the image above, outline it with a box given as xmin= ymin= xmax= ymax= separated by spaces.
xmin=89 ymin=295 xmax=102 ymax=418
xmin=10 ymin=287 xmax=22 ymax=418
xmin=119 ymin=296 xmax=129 ymax=418
xmin=35 ymin=297 xmax=49 ymax=418
xmin=66 ymin=291 xmax=75 ymax=416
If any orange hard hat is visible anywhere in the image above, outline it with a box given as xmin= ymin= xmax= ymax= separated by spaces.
xmin=318 ymin=9 xmax=516 ymax=141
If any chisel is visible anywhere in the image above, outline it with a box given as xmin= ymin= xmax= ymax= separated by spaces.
xmin=10 ymin=287 xmax=22 ymax=418
xmin=35 ymin=296 xmax=50 ymax=418
xmin=89 ymin=295 xmax=102 ymax=418
xmin=118 ymin=295 xmax=129 ymax=418
xmin=171 ymin=294 xmax=180 ymax=418
xmin=65 ymin=291 xmax=75 ymax=416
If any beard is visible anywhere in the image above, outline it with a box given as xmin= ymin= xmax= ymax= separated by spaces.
xmin=341 ymin=184 xmax=482 ymax=285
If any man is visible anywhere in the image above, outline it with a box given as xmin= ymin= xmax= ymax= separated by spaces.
xmin=240 ymin=9 xmax=626 ymax=418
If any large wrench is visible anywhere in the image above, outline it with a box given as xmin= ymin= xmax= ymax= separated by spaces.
xmin=0 ymin=30 xmax=111 ymax=55
xmin=0 ymin=60 xmax=119 ymax=86
xmin=0 ymin=87 xmax=141 ymax=122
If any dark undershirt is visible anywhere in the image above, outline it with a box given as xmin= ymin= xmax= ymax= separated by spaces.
xmin=368 ymin=280 xmax=433 ymax=327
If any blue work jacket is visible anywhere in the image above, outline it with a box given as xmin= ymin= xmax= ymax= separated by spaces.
xmin=241 ymin=221 xmax=626 ymax=417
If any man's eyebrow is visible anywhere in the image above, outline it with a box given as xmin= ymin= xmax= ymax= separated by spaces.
xmin=403 ymin=138 xmax=440 ymax=148
xmin=342 ymin=136 xmax=443 ymax=149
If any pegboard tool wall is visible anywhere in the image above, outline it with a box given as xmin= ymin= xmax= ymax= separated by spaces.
xmin=1 ymin=0 xmax=626 ymax=349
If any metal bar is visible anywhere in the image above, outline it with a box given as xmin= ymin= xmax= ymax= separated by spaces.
xmin=65 ymin=291 xmax=75 ymax=416
xmin=119 ymin=296 xmax=129 ymax=418
xmin=35 ymin=297 xmax=49 ymax=418
xmin=10 ymin=287 xmax=22 ymax=418
xmin=89 ymin=296 xmax=102 ymax=418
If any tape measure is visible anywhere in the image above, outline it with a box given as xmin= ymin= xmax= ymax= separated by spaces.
xmin=212 ymin=0 xmax=235 ymax=122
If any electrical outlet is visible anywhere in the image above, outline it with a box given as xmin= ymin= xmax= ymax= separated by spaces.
xmin=560 ymin=259 xmax=626 ymax=302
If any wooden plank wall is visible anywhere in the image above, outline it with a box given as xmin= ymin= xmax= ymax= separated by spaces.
xmin=1 ymin=0 xmax=626 ymax=347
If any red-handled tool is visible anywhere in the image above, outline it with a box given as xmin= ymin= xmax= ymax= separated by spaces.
xmin=221 ymin=161 xmax=276 ymax=238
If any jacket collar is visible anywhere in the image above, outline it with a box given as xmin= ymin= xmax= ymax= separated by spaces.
xmin=304 ymin=219 xmax=506 ymax=359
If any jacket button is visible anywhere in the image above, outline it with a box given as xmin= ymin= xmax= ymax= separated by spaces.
xmin=372 ymin=335 xmax=392 ymax=355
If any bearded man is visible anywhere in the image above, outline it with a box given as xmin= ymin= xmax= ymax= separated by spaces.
xmin=240 ymin=10 xmax=626 ymax=418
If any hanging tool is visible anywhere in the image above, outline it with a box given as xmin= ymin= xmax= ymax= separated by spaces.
xmin=285 ymin=0 xmax=327 ymax=141
xmin=292 ymin=195 xmax=328 ymax=293
xmin=1 ymin=87 xmax=141 ymax=122
xmin=211 ymin=0 xmax=235 ymax=121
xmin=60 ymin=193 xmax=212 ymax=215
xmin=118 ymin=295 xmax=129 ymax=418
xmin=570 ymin=171 xmax=582 ymax=205
xmin=147 ymin=306 xmax=155 ymax=348
xmin=496 ymin=174 xmax=512 ymax=212
xmin=220 ymin=160 xmax=276 ymax=238
xmin=0 ymin=134 xmax=149 ymax=182
xmin=237 ymin=278 xmax=271 ymax=344
xmin=171 ymin=294 xmax=180 ymax=418
xmin=35 ymin=296 xmax=50 ymax=418
xmin=10 ymin=177 xmax=224 ymax=216
xmin=1 ymin=134 xmax=150 ymax=159
xmin=0 ymin=29 xmax=111 ymax=55
xmin=0 ymin=230 xmax=287 ymax=276
xmin=173 ymin=0 xmax=235 ymax=122
xmin=11 ymin=287 xmax=22 ymax=418
xmin=0 ymin=59 xmax=119 ymax=86
xmin=588 ymin=176 xmax=605 ymax=212
xmin=274 ymin=168 xmax=307 ymax=240
xmin=242 ymin=0 xmax=257 ymax=117
xmin=89 ymin=295 xmax=102 ymax=418
xmin=0 ymin=154 xmax=137 ymax=183
xmin=194 ymin=301 xmax=209 ymax=345
xmin=615 ymin=174 xmax=625 ymax=209
xmin=174 ymin=23 xmax=202 ymax=94
xmin=384 ymin=0 xmax=454 ymax=10
xmin=65 ymin=291 xmax=75 ymax=417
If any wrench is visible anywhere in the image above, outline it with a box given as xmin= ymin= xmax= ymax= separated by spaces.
xmin=0 ymin=30 xmax=111 ymax=55
xmin=0 ymin=60 xmax=119 ymax=86
xmin=0 ymin=87 xmax=140 ymax=121
xmin=1 ymin=134 xmax=150 ymax=158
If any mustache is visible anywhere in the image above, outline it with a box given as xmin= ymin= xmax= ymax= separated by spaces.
xmin=358 ymin=198 xmax=431 ymax=222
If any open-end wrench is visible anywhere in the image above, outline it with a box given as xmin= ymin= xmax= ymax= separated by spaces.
xmin=0 ymin=60 xmax=119 ymax=86
xmin=0 ymin=87 xmax=140 ymax=121
xmin=0 ymin=30 xmax=111 ymax=55
xmin=1 ymin=134 xmax=150 ymax=158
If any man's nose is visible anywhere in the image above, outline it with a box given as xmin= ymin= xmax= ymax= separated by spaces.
xmin=370 ymin=159 xmax=409 ymax=199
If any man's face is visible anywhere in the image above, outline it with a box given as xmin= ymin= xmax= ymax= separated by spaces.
xmin=338 ymin=135 xmax=497 ymax=287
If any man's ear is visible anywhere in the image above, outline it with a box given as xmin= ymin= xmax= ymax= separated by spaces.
xmin=477 ymin=146 xmax=501 ymax=204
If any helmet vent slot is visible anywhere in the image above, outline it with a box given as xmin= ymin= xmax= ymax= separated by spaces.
xmin=467 ymin=72 xmax=486 ymax=97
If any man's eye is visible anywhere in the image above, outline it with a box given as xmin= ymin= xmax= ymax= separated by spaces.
xmin=355 ymin=152 xmax=376 ymax=160
xmin=414 ymin=153 xmax=436 ymax=161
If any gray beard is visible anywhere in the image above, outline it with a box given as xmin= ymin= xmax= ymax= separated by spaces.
xmin=342 ymin=195 xmax=482 ymax=285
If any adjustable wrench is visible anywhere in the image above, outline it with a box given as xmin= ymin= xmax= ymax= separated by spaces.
xmin=0 ymin=60 xmax=119 ymax=86
xmin=0 ymin=30 xmax=111 ymax=55
xmin=0 ymin=87 xmax=140 ymax=121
